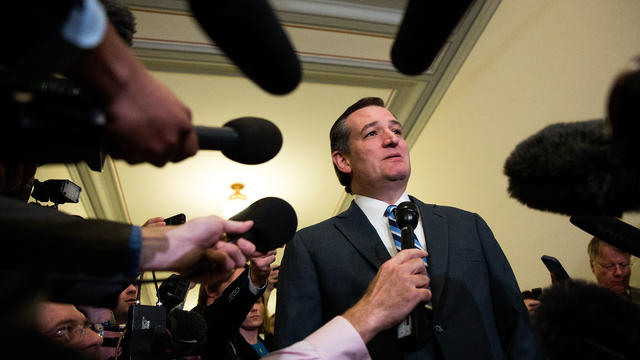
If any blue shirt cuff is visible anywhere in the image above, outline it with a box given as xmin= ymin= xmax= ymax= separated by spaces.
xmin=128 ymin=226 xmax=142 ymax=277
xmin=62 ymin=0 xmax=107 ymax=49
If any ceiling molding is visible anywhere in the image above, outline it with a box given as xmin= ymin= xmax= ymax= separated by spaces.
xmin=270 ymin=0 xmax=403 ymax=24
xmin=66 ymin=159 xmax=129 ymax=222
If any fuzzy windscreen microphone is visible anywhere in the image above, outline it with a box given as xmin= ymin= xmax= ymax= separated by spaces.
xmin=530 ymin=280 xmax=640 ymax=360
xmin=504 ymin=55 xmax=640 ymax=216
xmin=503 ymin=119 xmax=640 ymax=216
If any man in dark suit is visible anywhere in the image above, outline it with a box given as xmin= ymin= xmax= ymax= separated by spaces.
xmin=275 ymin=97 xmax=542 ymax=359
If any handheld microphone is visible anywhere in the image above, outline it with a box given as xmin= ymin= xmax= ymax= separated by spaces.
xmin=187 ymin=0 xmax=301 ymax=95
xmin=394 ymin=201 xmax=432 ymax=352
xmin=391 ymin=0 xmax=473 ymax=75
xmin=569 ymin=215 xmax=640 ymax=258
xmin=396 ymin=202 xmax=420 ymax=249
xmin=195 ymin=117 xmax=283 ymax=165
xmin=228 ymin=197 xmax=298 ymax=253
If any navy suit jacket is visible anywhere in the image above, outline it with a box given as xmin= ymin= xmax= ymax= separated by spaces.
xmin=275 ymin=197 xmax=542 ymax=359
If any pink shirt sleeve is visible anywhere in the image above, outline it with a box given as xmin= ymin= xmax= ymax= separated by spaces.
xmin=263 ymin=316 xmax=371 ymax=360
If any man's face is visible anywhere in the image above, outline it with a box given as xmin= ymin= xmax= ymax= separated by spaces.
xmin=35 ymin=302 xmax=103 ymax=357
xmin=333 ymin=106 xmax=411 ymax=194
xmin=591 ymin=242 xmax=631 ymax=295
xmin=114 ymin=284 xmax=138 ymax=319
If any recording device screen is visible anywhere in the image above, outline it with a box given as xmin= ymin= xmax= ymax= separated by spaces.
xmin=541 ymin=255 xmax=571 ymax=281
xmin=164 ymin=213 xmax=186 ymax=226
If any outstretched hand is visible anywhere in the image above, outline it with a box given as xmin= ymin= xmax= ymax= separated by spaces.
xmin=139 ymin=216 xmax=256 ymax=284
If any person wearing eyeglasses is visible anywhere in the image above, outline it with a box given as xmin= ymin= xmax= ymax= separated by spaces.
xmin=588 ymin=236 xmax=640 ymax=304
xmin=35 ymin=302 xmax=104 ymax=358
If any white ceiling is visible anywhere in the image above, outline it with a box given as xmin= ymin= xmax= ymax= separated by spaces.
xmin=36 ymin=0 xmax=640 ymax=308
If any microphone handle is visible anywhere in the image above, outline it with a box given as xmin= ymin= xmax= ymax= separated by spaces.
xmin=397 ymin=225 xmax=433 ymax=352
xmin=194 ymin=125 xmax=238 ymax=151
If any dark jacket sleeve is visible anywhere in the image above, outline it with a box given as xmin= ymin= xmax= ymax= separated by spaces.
xmin=0 ymin=1 xmax=86 ymax=77
xmin=474 ymin=214 xmax=543 ymax=359
xmin=200 ymin=268 xmax=265 ymax=360
xmin=273 ymin=231 xmax=323 ymax=349
xmin=0 ymin=196 xmax=134 ymax=278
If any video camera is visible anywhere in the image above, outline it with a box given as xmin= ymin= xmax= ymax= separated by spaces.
xmin=117 ymin=215 xmax=207 ymax=360
xmin=1 ymin=72 xmax=107 ymax=171
xmin=117 ymin=274 xmax=207 ymax=360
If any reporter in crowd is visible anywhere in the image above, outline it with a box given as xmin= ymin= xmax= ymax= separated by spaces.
xmin=588 ymin=236 xmax=640 ymax=304
xmin=192 ymin=251 xmax=276 ymax=360
xmin=34 ymin=302 xmax=104 ymax=359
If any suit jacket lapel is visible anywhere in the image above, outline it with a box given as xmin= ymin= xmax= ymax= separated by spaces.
xmin=412 ymin=196 xmax=449 ymax=309
xmin=334 ymin=201 xmax=390 ymax=270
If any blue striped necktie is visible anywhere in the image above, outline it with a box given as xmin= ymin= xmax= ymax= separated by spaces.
xmin=385 ymin=204 xmax=428 ymax=268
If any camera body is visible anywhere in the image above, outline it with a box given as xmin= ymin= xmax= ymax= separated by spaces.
xmin=122 ymin=304 xmax=168 ymax=360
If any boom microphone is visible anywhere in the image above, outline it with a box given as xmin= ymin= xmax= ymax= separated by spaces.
xmin=391 ymin=0 xmax=473 ymax=75
xmin=570 ymin=215 xmax=640 ymax=258
xmin=188 ymin=0 xmax=301 ymax=95
xmin=195 ymin=117 xmax=282 ymax=165
xmin=503 ymin=119 xmax=640 ymax=216
xmin=228 ymin=197 xmax=298 ymax=253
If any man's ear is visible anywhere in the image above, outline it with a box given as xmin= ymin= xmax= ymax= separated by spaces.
xmin=332 ymin=151 xmax=351 ymax=174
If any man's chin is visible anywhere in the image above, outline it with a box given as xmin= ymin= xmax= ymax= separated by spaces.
xmin=610 ymin=284 xmax=627 ymax=294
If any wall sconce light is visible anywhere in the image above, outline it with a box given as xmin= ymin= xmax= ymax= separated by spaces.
xmin=223 ymin=183 xmax=249 ymax=219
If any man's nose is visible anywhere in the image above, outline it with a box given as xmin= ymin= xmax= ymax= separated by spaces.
xmin=83 ymin=329 xmax=104 ymax=350
xmin=382 ymin=129 xmax=399 ymax=146
xmin=613 ymin=265 xmax=625 ymax=275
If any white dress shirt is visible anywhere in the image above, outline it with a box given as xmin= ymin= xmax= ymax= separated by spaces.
xmin=353 ymin=192 xmax=427 ymax=257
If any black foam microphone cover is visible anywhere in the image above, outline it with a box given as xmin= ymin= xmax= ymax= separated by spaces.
xmin=188 ymin=0 xmax=301 ymax=95
xmin=531 ymin=280 xmax=640 ymax=360
xmin=195 ymin=117 xmax=283 ymax=165
xmin=391 ymin=0 xmax=473 ymax=75
xmin=167 ymin=309 xmax=208 ymax=354
xmin=229 ymin=197 xmax=297 ymax=253
xmin=570 ymin=215 xmax=640 ymax=258
xmin=504 ymin=119 xmax=640 ymax=216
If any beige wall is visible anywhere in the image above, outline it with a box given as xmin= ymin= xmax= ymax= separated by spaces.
xmin=409 ymin=0 xmax=640 ymax=291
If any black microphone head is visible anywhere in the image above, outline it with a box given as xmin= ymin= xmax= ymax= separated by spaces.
xmin=504 ymin=119 xmax=640 ymax=216
xmin=531 ymin=280 xmax=640 ymax=360
xmin=396 ymin=201 xmax=419 ymax=229
xmin=188 ymin=0 xmax=301 ymax=95
xmin=167 ymin=309 xmax=207 ymax=356
xmin=391 ymin=0 xmax=473 ymax=75
xmin=222 ymin=117 xmax=283 ymax=165
xmin=229 ymin=197 xmax=297 ymax=253
xmin=570 ymin=215 xmax=640 ymax=258
xmin=158 ymin=274 xmax=190 ymax=311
